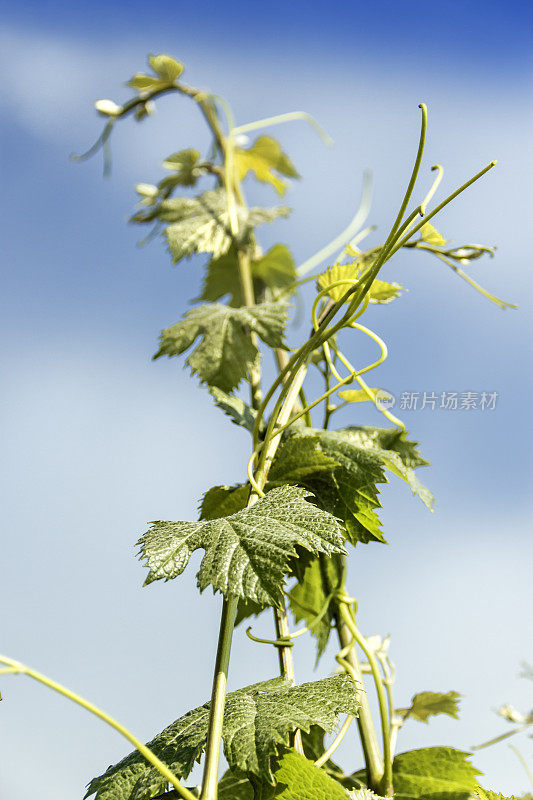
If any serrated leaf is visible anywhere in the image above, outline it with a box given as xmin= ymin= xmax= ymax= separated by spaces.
xmin=342 ymin=427 xmax=433 ymax=509
xmin=139 ymin=485 xmax=346 ymax=605
xmin=269 ymin=429 xmax=387 ymax=547
xmin=397 ymin=691 xmax=461 ymax=723
xmin=209 ymin=386 xmax=259 ymax=434
xmin=289 ymin=555 xmax=344 ymax=662
xmin=420 ymin=222 xmax=447 ymax=246
xmin=235 ymin=136 xmax=299 ymax=195
xmin=154 ymin=189 xmax=290 ymax=264
xmin=389 ymin=747 xmax=481 ymax=800
xmin=85 ymin=675 xmax=359 ymax=799
xmin=474 ymin=788 xmax=521 ymax=800
xmin=153 ymin=300 xmax=288 ymax=392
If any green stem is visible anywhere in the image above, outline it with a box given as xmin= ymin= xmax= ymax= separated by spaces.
xmin=339 ymin=605 xmax=393 ymax=796
xmin=200 ymin=597 xmax=239 ymax=800
xmin=0 ymin=655 xmax=197 ymax=800
xmin=331 ymin=606 xmax=384 ymax=789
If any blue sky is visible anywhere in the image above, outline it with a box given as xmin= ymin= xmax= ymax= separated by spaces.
xmin=1 ymin=1 xmax=532 ymax=797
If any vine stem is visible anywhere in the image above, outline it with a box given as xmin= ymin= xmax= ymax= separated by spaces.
xmin=338 ymin=604 xmax=393 ymax=796
xmin=0 ymin=656 xmax=198 ymax=800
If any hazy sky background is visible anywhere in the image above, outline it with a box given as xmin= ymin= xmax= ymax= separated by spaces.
xmin=1 ymin=0 xmax=532 ymax=797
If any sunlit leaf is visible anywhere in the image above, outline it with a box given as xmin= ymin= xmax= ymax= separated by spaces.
xmin=420 ymin=222 xmax=447 ymax=246
xmin=85 ymin=675 xmax=359 ymax=798
xmin=139 ymin=485 xmax=346 ymax=605
xmin=235 ymin=136 xmax=299 ymax=195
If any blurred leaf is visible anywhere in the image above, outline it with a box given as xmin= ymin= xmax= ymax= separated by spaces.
xmin=420 ymin=222 xmax=447 ymax=246
xmin=235 ymin=136 xmax=299 ymax=195
xmin=161 ymin=148 xmax=201 ymax=186
xmin=397 ymin=691 xmax=461 ymax=723
xmin=148 ymin=53 xmax=184 ymax=82
xmin=338 ymin=388 xmax=393 ymax=405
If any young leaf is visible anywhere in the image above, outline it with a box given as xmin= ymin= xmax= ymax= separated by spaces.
xmin=235 ymin=136 xmax=300 ymax=195
xmin=420 ymin=222 xmax=447 ymax=246
xmin=148 ymin=54 xmax=184 ymax=82
xmin=397 ymin=690 xmax=461 ymax=723
xmin=160 ymin=148 xmax=201 ymax=186
xmin=153 ymin=300 xmax=288 ymax=392
xmin=127 ymin=54 xmax=184 ymax=93
xmin=85 ymin=675 xmax=359 ymax=798
xmin=316 ymin=262 xmax=404 ymax=305
xmin=138 ymin=485 xmax=346 ymax=606
xmin=159 ymin=189 xmax=290 ymax=264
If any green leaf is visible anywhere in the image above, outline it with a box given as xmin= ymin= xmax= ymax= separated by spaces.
xmin=344 ymin=426 xmax=429 ymax=469
xmin=138 ymin=485 xmax=346 ymax=605
xmin=199 ymin=484 xmax=250 ymax=520
xmin=198 ymin=244 xmax=296 ymax=308
xmin=269 ymin=428 xmax=387 ymax=546
xmin=160 ymin=148 xmax=201 ymax=186
xmin=474 ymin=789 xmax=521 ymax=800
xmin=397 ymin=691 xmax=461 ymax=723
xmin=366 ymin=278 xmax=405 ymax=304
xmin=420 ymin=222 xmax=447 ymax=246
xmin=153 ymin=189 xmax=290 ymax=264
xmin=208 ymin=386 xmax=259 ymax=434
xmin=197 ymin=246 xmax=245 ymax=306
xmin=85 ymin=675 xmax=359 ymax=799
xmin=288 ymin=555 xmax=344 ymax=662
xmin=218 ymin=769 xmax=255 ymax=800
xmin=316 ymin=262 xmax=404 ymax=305
xmin=341 ymin=427 xmax=433 ymax=510
xmin=235 ymin=136 xmax=299 ymax=195
xmin=390 ymin=747 xmax=481 ymax=800
xmin=253 ymin=244 xmax=297 ymax=292
xmin=148 ymin=53 xmax=184 ymax=82
xmin=153 ymin=300 xmax=288 ymax=392
xmin=272 ymin=750 xmax=349 ymax=799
